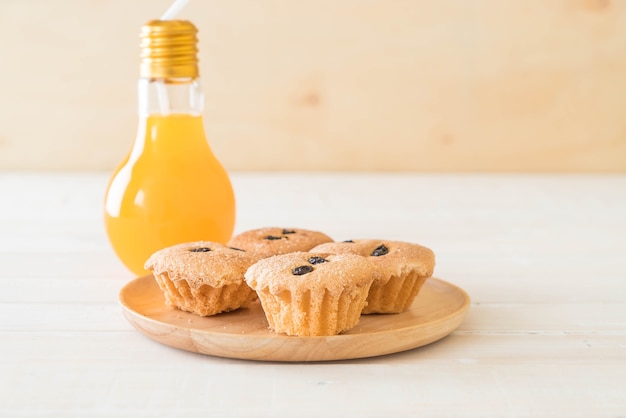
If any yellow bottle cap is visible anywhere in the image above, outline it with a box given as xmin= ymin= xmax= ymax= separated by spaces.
xmin=139 ymin=20 xmax=199 ymax=79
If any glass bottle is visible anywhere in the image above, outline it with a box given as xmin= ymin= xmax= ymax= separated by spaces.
xmin=104 ymin=20 xmax=236 ymax=276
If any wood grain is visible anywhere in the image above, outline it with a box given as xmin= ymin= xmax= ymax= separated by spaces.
xmin=1 ymin=1 xmax=625 ymax=171
xmin=119 ymin=275 xmax=470 ymax=361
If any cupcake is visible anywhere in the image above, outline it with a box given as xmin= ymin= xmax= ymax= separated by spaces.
xmin=244 ymin=252 xmax=378 ymax=336
xmin=227 ymin=227 xmax=333 ymax=259
xmin=144 ymin=241 xmax=259 ymax=316
xmin=311 ymin=240 xmax=435 ymax=314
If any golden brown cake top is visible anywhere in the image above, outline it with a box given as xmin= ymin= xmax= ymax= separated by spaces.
xmin=310 ymin=239 xmax=435 ymax=278
xmin=144 ymin=241 xmax=259 ymax=288
xmin=244 ymin=252 xmax=378 ymax=295
xmin=227 ymin=227 xmax=333 ymax=258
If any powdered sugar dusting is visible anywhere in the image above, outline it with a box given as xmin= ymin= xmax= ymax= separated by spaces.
xmin=145 ymin=241 xmax=260 ymax=289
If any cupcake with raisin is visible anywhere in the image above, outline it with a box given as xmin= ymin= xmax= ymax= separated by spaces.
xmin=244 ymin=252 xmax=378 ymax=336
xmin=227 ymin=227 xmax=332 ymax=259
xmin=144 ymin=241 xmax=259 ymax=316
xmin=311 ymin=240 xmax=435 ymax=314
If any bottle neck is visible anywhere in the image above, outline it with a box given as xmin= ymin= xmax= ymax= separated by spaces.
xmin=130 ymin=77 xmax=209 ymax=161
xmin=138 ymin=77 xmax=204 ymax=118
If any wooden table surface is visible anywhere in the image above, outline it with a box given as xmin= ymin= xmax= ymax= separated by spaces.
xmin=1 ymin=172 xmax=625 ymax=417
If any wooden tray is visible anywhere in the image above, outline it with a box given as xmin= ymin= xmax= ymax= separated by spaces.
xmin=119 ymin=275 xmax=470 ymax=362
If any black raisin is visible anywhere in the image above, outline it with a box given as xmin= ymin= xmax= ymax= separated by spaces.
xmin=371 ymin=244 xmax=389 ymax=257
xmin=282 ymin=229 xmax=296 ymax=234
xmin=343 ymin=240 xmax=354 ymax=243
xmin=308 ymin=256 xmax=327 ymax=265
xmin=190 ymin=247 xmax=211 ymax=252
xmin=229 ymin=247 xmax=245 ymax=251
xmin=292 ymin=265 xmax=314 ymax=275
xmin=265 ymin=235 xmax=284 ymax=240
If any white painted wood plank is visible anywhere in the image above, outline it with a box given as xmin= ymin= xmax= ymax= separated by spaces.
xmin=3 ymin=173 xmax=626 ymax=222
xmin=1 ymin=172 xmax=109 ymax=222
xmin=0 ymin=304 xmax=131 ymax=332
xmin=1 ymin=334 xmax=624 ymax=418
xmin=0 ymin=278 xmax=126 ymax=304
xmin=459 ymin=304 xmax=626 ymax=335
xmin=0 ymin=253 xmax=128 ymax=280
xmin=0 ymin=221 xmax=109 ymax=253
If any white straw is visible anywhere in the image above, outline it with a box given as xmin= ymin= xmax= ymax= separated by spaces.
xmin=155 ymin=82 xmax=171 ymax=115
xmin=161 ymin=0 xmax=189 ymax=20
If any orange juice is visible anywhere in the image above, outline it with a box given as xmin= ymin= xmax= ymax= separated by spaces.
xmin=104 ymin=114 xmax=235 ymax=276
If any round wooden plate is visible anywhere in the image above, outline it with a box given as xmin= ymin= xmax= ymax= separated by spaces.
xmin=119 ymin=275 xmax=470 ymax=362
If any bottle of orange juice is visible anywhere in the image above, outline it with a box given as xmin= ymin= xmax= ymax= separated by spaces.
xmin=104 ymin=20 xmax=235 ymax=276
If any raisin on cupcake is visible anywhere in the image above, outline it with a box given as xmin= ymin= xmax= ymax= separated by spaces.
xmin=144 ymin=241 xmax=260 ymax=316
xmin=311 ymin=240 xmax=435 ymax=314
xmin=227 ymin=227 xmax=332 ymax=259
